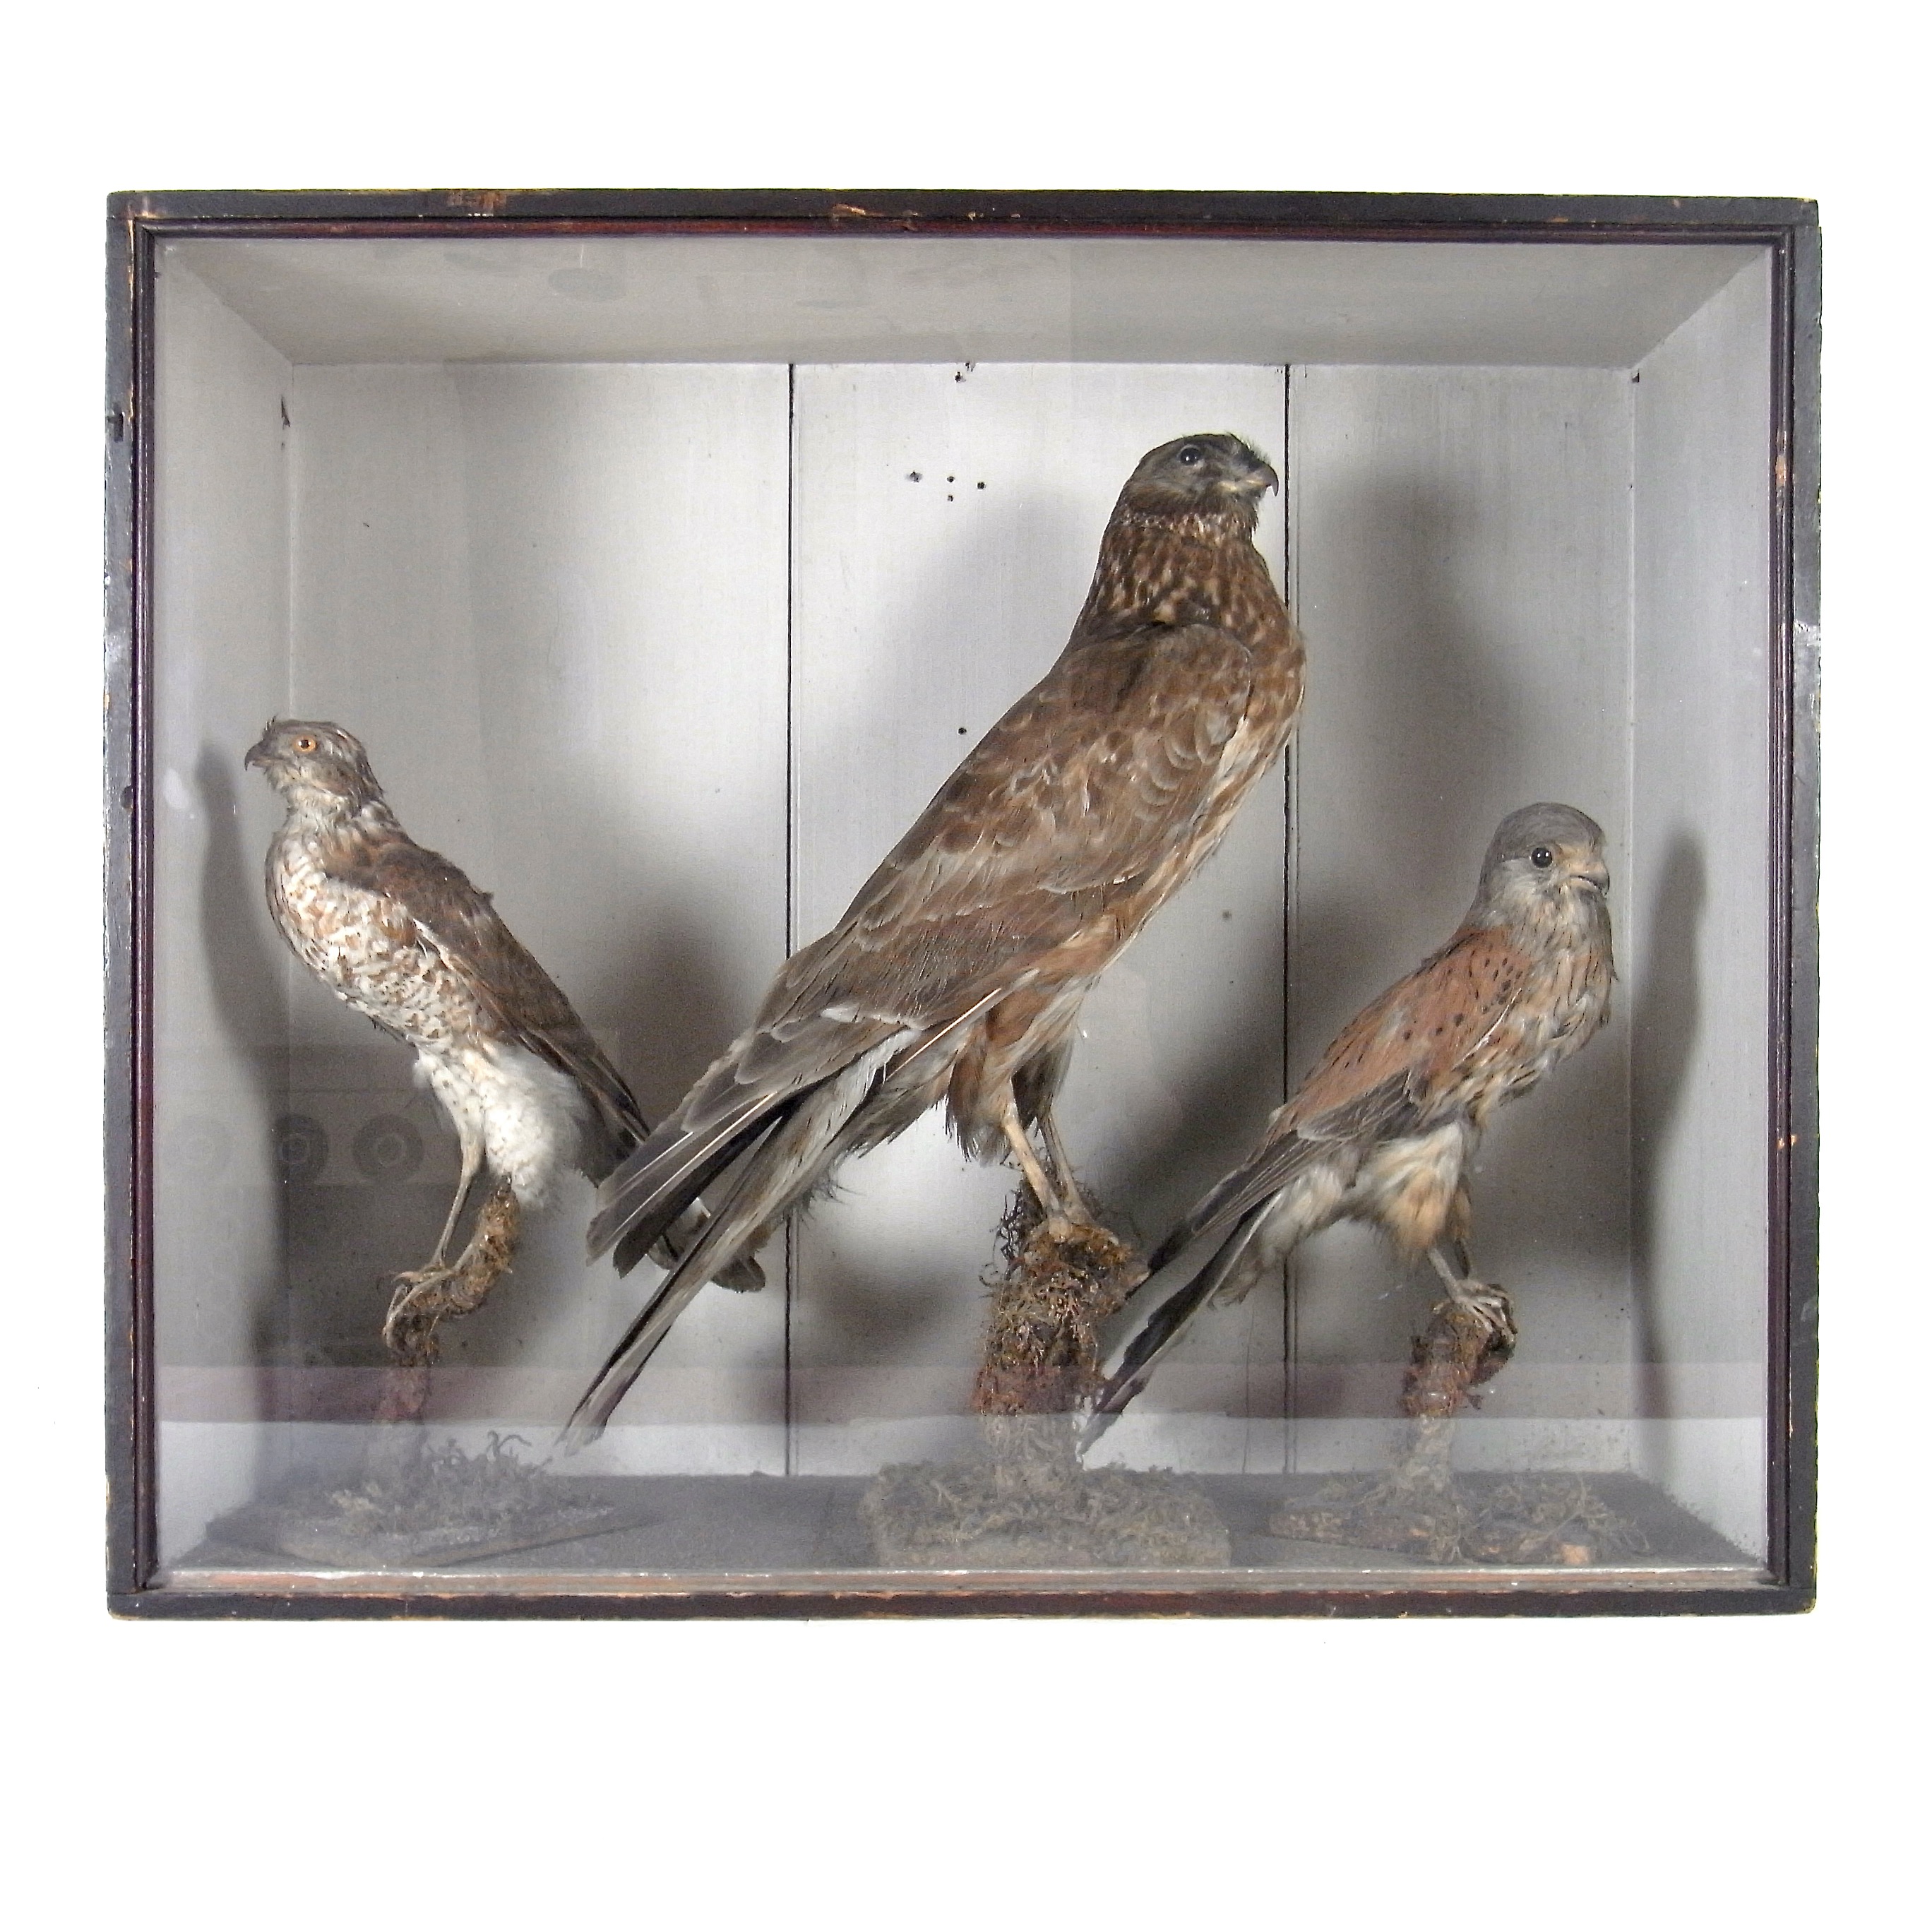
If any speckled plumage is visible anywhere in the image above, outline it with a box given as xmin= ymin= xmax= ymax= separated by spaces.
xmin=568 ymin=433 xmax=1304 ymax=1443
xmin=247 ymin=720 xmax=757 ymax=1360
xmin=1087 ymin=803 xmax=1615 ymax=1440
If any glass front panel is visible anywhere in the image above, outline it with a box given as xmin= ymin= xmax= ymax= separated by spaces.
xmin=146 ymin=232 xmax=1775 ymax=1594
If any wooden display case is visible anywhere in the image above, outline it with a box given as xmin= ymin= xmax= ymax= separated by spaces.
xmin=105 ymin=189 xmax=1819 ymax=1616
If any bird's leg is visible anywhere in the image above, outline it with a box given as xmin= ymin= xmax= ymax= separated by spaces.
xmin=996 ymin=1095 xmax=1077 ymax=1240
xmin=384 ymin=1181 xmax=521 ymax=1361
xmin=422 ymin=1131 xmax=484 ymax=1275
xmin=1036 ymin=1108 xmax=1095 ymax=1226
xmin=1426 ymin=1242 xmax=1517 ymax=1349
xmin=382 ymin=1119 xmax=489 ymax=1359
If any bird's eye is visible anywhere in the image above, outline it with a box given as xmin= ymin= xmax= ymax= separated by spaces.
xmin=292 ymin=735 xmax=318 ymax=753
xmin=1176 ymin=445 xmax=1203 ymax=465
xmin=1530 ymin=846 xmax=1554 ymax=869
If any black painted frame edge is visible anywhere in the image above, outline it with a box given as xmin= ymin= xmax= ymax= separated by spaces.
xmin=102 ymin=187 xmax=1821 ymax=1620
xmin=109 ymin=1580 xmax=1810 ymax=1621
xmin=104 ymin=186 xmax=1818 ymax=234
xmin=1777 ymin=222 xmax=1823 ymax=1599
xmin=104 ymin=213 xmax=152 ymax=1598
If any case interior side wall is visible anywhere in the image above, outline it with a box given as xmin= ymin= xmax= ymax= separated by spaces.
xmin=1630 ymin=258 xmax=1775 ymax=1560
xmin=150 ymin=261 xmax=294 ymax=1559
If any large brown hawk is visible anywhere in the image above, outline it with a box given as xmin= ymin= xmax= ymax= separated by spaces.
xmin=1084 ymin=802 xmax=1615 ymax=1443
xmin=569 ymin=431 xmax=1303 ymax=1441
xmin=246 ymin=720 xmax=758 ymax=1361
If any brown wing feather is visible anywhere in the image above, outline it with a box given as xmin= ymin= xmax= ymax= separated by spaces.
xmin=1153 ymin=927 xmax=1535 ymax=1265
xmin=328 ymin=830 xmax=648 ymax=1169
xmin=765 ymin=623 xmax=1257 ymax=1032
xmin=1283 ymin=924 xmax=1537 ymax=1138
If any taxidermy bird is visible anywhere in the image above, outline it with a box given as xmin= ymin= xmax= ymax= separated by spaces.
xmin=568 ymin=431 xmax=1303 ymax=1442
xmin=246 ymin=720 xmax=759 ymax=1363
xmin=1085 ymin=803 xmax=1614 ymax=1446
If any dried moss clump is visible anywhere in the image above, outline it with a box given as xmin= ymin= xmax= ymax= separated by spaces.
xmin=865 ymin=1415 xmax=1232 ymax=1569
xmin=970 ymin=1193 xmax=1145 ymax=1417
xmin=1270 ymin=1292 xmax=1643 ymax=1566
xmin=213 ymin=1431 xmax=621 ymax=1569
xmin=1401 ymin=1294 xmax=1515 ymax=1417
xmin=861 ymin=1191 xmax=1228 ymax=1567
xmin=1270 ymin=1455 xmax=1647 ymax=1567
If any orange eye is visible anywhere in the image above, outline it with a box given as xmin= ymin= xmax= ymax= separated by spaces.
xmin=292 ymin=735 xmax=318 ymax=753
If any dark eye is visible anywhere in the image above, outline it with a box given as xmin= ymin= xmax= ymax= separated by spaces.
xmin=1530 ymin=846 xmax=1554 ymax=869
xmin=292 ymin=735 xmax=318 ymax=753
xmin=1176 ymin=445 xmax=1203 ymax=465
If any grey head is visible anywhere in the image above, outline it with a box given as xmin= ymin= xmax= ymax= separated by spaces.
xmin=244 ymin=718 xmax=386 ymax=815
xmin=1119 ymin=433 xmax=1280 ymax=530
xmin=1468 ymin=802 xmax=1611 ymax=934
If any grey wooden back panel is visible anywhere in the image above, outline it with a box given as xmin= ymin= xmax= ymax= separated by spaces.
xmin=150 ymin=249 xmax=1775 ymax=1518
xmin=1286 ymin=365 xmax=1638 ymax=1473
xmin=787 ymin=364 xmax=1289 ymax=1471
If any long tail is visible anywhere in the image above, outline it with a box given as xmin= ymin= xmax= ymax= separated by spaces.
xmin=1144 ymin=1129 xmax=1317 ymax=1277
xmin=647 ymin=1201 xmax=766 ymax=1294
xmin=561 ymin=1121 xmax=789 ymax=1450
xmin=1080 ymin=1205 xmax=1272 ymax=1454
xmin=563 ymin=1038 xmax=910 ymax=1447
xmin=566 ymin=1051 xmax=765 ymax=1292
xmin=590 ymin=1086 xmax=801 ymax=1275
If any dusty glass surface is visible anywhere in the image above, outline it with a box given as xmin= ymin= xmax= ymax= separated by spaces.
xmin=145 ymin=231 xmax=1775 ymax=1596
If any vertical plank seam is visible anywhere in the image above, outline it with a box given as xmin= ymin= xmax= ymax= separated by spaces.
xmin=1623 ymin=354 xmax=1642 ymax=1483
xmin=783 ymin=362 xmax=798 ymax=1479
xmin=1281 ymin=364 xmax=1299 ymax=1479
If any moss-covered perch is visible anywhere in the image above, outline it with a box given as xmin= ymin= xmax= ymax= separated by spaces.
xmin=864 ymin=1193 xmax=1232 ymax=1568
xmin=1270 ymin=1287 xmax=1644 ymax=1566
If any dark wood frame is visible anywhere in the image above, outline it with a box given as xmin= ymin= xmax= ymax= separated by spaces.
xmin=105 ymin=188 xmax=1820 ymax=1619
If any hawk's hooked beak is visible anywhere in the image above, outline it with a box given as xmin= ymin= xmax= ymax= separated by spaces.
xmin=1572 ymin=858 xmax=1611 ymax=894
xmin=244 ymin=737 xmax=273 ymax=771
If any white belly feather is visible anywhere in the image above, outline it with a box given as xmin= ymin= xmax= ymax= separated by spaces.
xmin=416 ymin=1043 xmax=586 ymax=1206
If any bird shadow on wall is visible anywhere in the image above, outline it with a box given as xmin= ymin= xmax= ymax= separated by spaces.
xmin=195 ymin=744 xmax=294 ymax=1364
xmin=1275 ymin=475 xmax=1525 ymax=1369
xmin=1078 ymin=899 xmax=1291 ymax=1253
xmin=1630 ymin=830 xmax=1706 ymax=1417
xmin=1291 ymin=475 xmax=1524 ymax=1031
xmin=784 ymin=487 xmax=1085 ymax=1372
xmin=604 ymin=903 xmax=758 ymax=1126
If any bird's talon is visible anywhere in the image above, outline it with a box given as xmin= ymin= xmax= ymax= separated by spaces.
xmin=389 ymin=1264 xmax=453 ymax=1294
xmin=1443 ymin=1280 xmax=1516 ymax=1347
